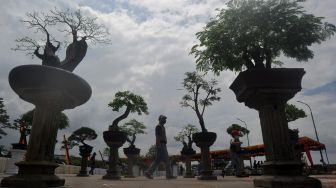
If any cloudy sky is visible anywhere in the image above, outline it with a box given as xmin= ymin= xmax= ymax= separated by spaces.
xmin=1 ymin=0 xmax=335 ymax=165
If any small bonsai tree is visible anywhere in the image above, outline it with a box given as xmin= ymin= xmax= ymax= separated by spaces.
xmin=67 ymin=127 xmax=98 ymax=147
xmin=67 ymin=127 xmax=97 ymax=176
xmin=285 ymin=103 xmax=307 ymax=139
xmin=13 ymin=8 xmax=111 ymax=72
xmin=180 ymin=71 xmax=221 ymax=132
xmin=119 ymin=119 xmax=146 ymax=148
xmin=108 ymin=91 xmax=149 ymax=131
xmin=226 ymin=124 xmax=250 ymax=137
xmin=191 ymin=0 xmax=336 ymax=74
xmin=174 ymin=124 xmax=199 ymax=152
xmin=0 ymin=98 xmax=10 ymax=139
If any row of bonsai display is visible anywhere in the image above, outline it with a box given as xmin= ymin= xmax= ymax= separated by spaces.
xmin=1 ymin=0 xmax=336 ymax=187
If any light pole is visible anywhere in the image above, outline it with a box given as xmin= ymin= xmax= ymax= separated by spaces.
xmin=297 ymin=101 xmax=328 ymax=164
xmin=237 ymin=118 xmax=252 ymax=168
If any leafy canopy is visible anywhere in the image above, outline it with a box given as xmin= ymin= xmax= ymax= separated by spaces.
xmin=0 ymin=98 xmax=10 ymax=139
xmin=174 ymin=124 xmax=199 ymax=144
xmin=109 ymin=91 xmax=148 ymax=116
xmin=285 ymin=103 xmax=307 ymax=123
xmin=119 ymin=119 xmax=146 ymax=145
xmin=227 ymin=123 xmax=250 ymax=136
xmin=180 ymin=71 xmax=221 ymax=132
xmin=67 ymin=127 xmax=97 ymax=148
xmin=191 ymin=0 xmax=336 ymax=74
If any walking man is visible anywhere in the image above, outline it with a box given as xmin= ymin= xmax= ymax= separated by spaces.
xmin=145 ymin=115 xmax=176 ymax=179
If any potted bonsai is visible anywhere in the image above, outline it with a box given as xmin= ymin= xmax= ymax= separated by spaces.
xmin=119 ymin=119 xmax=146 ymax=178
xmin=174 ymin=124 xmax=199 ymax=178
xmin=67 ymin=127 xmax=98 ymax=177
xmin=180 ymin=71 xmax=221 ymax=180
xmin=2 ymin=8 xmax=109 ymax=187
xmin=103 ymin=91 xmax=148 ymax=180
xmin=191 ymin=0 xmax=335 ymax=187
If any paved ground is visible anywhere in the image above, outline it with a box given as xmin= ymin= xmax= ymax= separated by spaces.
xmin=1 ymin=174 xmax=336 ymax=188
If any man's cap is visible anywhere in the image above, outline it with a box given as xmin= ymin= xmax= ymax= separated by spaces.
xmin=158 ymin=115 xmax=167 ymax=121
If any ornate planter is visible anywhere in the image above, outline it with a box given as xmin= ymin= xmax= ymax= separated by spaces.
xmin=102 ymin=130 xmax=127 ymax=180
xmin=123 ymin=145 xmax=140 ymax=178
xmin=181 ymin=147 xmax=196 ymax=178
xmin=230 ymin=68 xmax=321 ymax=188
xmin=1 ymin=65 xmax=91 ymax=187
xmin=192 ymin=132 xmax=217 ymax=180
xmin=77 ymin=144 xmax=93 ymax=177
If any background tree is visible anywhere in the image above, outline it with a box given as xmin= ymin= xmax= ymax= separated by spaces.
xmin=174 ymin=124 xmax=199 ymax=150
xmin=191 ymin=0 xmax=336 ymax=74
xmin=285 ymin=103 xmax=307 ymax=123
xmin=0 ymin=98 xmax=11 ymax=139
xmin=13 ymin=8 xmax=111 ymax=72
xmin=226 ymin=124 xmax=250 ymax=137
xmin=119 ymin=119 xmax=146 ymax=147
xmin=8 ymin=109 xmax=69 ymax=145
xmin=180 ymin=71 xmax=221 ymax=132
xmin=145 ymin=145 xmax=157 ymax=160
xmin=108 ymin=91 xmax=148 ymax=131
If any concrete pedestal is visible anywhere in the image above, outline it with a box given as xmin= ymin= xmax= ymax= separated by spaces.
xmin=4 ymin=149 xmax=26 ymax=174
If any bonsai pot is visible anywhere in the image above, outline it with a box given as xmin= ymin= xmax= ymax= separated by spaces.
xmin=181 ymin=147 xmax=196 ymax=156
xmin=12 ymin=143 xmax=27 ymax=150
xmin=229 ymin=68 xmax=321 ymax=188
xmin=2 ymin=65 xmax=92 ymax=187
xmin=192 ymin=132 xmax=217 ymax=180
xmin=123 ymin=145 xmax=140 ymax=156
xmin=103 ymin=130 xmax=127 ymax=180
xmin=79 ymin=144 xmax=93 ymax=156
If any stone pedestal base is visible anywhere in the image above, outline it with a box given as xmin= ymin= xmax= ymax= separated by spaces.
xmin=4 ymin=149 xmax=26 ymax=174
xmin=254 ymin=175 xmax=321 ymax=188
xmin=103 ymin=169 xmax=121 ymax=180
xmin=197 ymin=170 xmax=217 ymax=180
xmin=1 ymin=161 xmax=64 ymax=187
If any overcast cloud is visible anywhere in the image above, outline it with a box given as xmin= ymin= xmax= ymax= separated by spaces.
xmin=0 ymin=0 xmax=335 ymax=165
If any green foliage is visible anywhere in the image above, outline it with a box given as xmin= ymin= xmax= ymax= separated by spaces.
xmin=226 ymin=123 xmax=250 ymax=136
xmin=0 ymin=98 xmax=10 ymax=139
xmin=145 ymin=144 xmax=156 ymax=159
xmin=67 ymin=127 xmax=97 ymax=148
xmin=119 ymin=119 xmax=146 ymax=145
xmin=174 ymin=124 xmax=199 ymax=145
xmin=191 ymin=0 xmax=336 ymax=74
xmin=285 ymin=103 xmax=307 ymax=122
xmin=108 ymin=91 xmax=148 ymax=115
xmin=108 ymin=91 xmax=149 ymax=129
xmin=180 ymin=71 xmax=221 ymax=132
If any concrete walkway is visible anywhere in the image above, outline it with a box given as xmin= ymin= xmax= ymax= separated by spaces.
xmin=1 ymin=174 xmax=336 ymax=188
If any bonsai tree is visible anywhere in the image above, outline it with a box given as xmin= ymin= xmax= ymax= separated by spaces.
xmin=103 ymin=91 xmax=148 ymax=180
xmin=119 ymin=119 xmax=146 ymax=177
xmin=174 ymin=124 xmax=199 ymax=178
xmin=226 ymin=124 xmax=250 ymax=137
xmin=13 ymin=8 xmax=111 ymax=72
xmin=191 ymin=0 xmax=336 ymax=73
xmin=180 ymin=71 xmax=221 ymax=132
xmin=174 ymin=124 xmax=199 ymax=153
xmin=119 ymin=119 xmax=147 ymax=148
xmin=0 ymin=98 xmax=10 ymax=139
xmin=67 ymin=127 xmax=98 ymax=176
xmin=9 ymin=109 xmax=69 ymax=148
xmin=108 ymin=91 xmax=149 ymax=131
xmin=180 ymin=71 xmax=221 ymax=180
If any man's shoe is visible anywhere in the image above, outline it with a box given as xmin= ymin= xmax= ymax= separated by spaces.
xmin=166 ymin=176 xmax=177 ymax=180
xmin=145 ymin=173 xmax=153 ymax=179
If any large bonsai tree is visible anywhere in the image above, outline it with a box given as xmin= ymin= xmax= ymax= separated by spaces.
xmin=108 ymin=91 xmax=148 ymax=131
xmin=13 ymin=8 xmax=111 ymax=72
xmin=119 ymin=119 xmax=146 ymax=147
xmin=0 ymin=98 xmax=10 ymax=139
xmin=180 ymin=71 xmax=221 ymax=132
xmin=174 ymin=124 xmax=199 ymax=152
xmin=191 ymin=0 xmax=336 ymax=73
